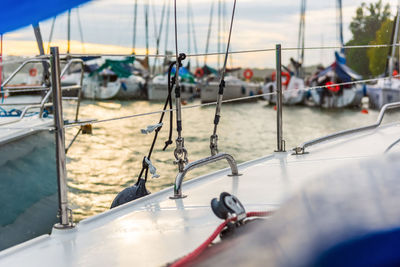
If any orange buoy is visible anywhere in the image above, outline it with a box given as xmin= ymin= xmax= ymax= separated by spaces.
xmin=273 ymin=105 xmax=277 ymax=110
xmin=325 ymin=81 xmax=340 ymax=93
xmin=271 ymin=71 xmax=290 ymax=86
xmin=243 ymin=68 xmax=254 ymax=80
xmin=194 ymin=68 xmax=204 ymax=78
xmin=29 ymin=68 xmax=37 ymax=77
xmin=361 ymin=109 xmax=369 ymax=114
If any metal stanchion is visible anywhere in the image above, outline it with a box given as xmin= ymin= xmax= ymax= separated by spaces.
xmin=51 ymin=47 xmax=73 ymax=229
xmin=275 ymin=44 xmax=285 ymax=152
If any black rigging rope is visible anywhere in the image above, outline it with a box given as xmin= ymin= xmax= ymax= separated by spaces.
xmin=137 ymin=61 xmax=176 ymax=182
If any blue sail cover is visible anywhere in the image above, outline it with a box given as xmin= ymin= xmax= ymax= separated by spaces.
xmin=316 ymin=52 xmax=362 ymax=82
xmin=0 ymin=0 xmax=91 ymax=34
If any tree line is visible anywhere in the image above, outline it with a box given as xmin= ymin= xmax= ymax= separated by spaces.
xmin=345 ymin=0 xmax=396 ymax=77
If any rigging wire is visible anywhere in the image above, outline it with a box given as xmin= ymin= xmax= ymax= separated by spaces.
xmin=209 ymin=0 xmax=237 ymax=156
xmin=21 ymin=43 xmax=400 ymax=61
xmin=172 ymin=0 xmax=188 ymax=172
xmin=47 ymin=16 xmax=57 ymax=54
xmin=76 ymin=8 xmax=86 ymax=54
xmin=2 ymin=44 xmax=400 ymax=68
xmin=60 ymin=74 xmax=400 ymax=129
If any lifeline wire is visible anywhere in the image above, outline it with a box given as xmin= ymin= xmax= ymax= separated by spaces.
xmin=62 ymin=74 xmax=400 ymax=130
xmin=4 ymin=43 xmax=395 ymax=62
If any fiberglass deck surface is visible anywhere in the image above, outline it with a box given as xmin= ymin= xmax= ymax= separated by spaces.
xmin=0 ymin=123 xmax=400 ymax=266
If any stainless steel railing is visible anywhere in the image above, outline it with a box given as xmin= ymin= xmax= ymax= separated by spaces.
xmin=0 ymin=57 xmax=84 ymax=124
xmin=170 ymin=152 xmax=240 ymax=199
xmin=293 ymin=101 xmax=400 ymax=154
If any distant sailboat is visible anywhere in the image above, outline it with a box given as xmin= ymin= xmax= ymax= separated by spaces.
xmin=366 ymin=5 xmax=400 ymax=109
xmin=262 ymin=0 xmax=306 ymax=105
xmin=307 ymin=0 xmax=362 ymax=108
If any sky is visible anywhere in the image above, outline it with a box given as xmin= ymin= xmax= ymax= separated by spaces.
xmin=2 ymin=0 xmax=399 ymax=68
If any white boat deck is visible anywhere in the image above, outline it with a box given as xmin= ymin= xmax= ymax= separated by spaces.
xmin=1 ymin=122 xmax=400 ymax=266
xmin=0 ymin=116 xmax=53 ymax=145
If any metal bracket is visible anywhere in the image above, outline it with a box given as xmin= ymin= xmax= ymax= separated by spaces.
xmin=174 ymin=137 xmax=188 ymax=172
xmin=275 ymin=139 xmax=286 ymax=152
xmin=210 ymin=134 xmax=219 ymax=156
xmin=170 ymin=152 xmax=241 ymax=199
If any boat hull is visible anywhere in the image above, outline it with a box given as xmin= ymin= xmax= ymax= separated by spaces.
xmin=367 ymin=87 xmax=400 ymax=110
xmin=148 ymin=82 xmax=196 ymax=101
xmin=201 ymin=82 xmax=259 ymax=103
xmin=82 ymin=75 xmax=146 ymax=100
xmin=0 ymin=129 xmax=58 ymax=251
xmin=309 ymin=86 xmax=357 ymax=108
xmin=262 ymin=76 xmax=306 ymax=105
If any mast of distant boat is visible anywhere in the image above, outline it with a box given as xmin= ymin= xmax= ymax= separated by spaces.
xmin=387 ymin=5 xmax=400 ymax=78
xmin=297 ymin=0 xmax=306 ymax=77
xmin=32 ymin=24 xmax=50 ymax=85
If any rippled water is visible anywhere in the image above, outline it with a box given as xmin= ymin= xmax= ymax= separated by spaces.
xmin=63 ymin=99 xmax=383 ymax=221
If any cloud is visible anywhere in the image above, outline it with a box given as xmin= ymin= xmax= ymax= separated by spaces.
xmin=2 ymin=0 xmax=399 ymax=68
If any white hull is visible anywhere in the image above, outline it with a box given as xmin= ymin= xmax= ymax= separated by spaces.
xmin=0 ymin=117 xmax=58 ymax=251
xmin=201 ymin=77 xmax=260 ymax=103
xmin=262 ymin=76 xmax=305 ymax=105
xmin=367 ymin=79 xmax=400 ymax=109
xmin=309 ymin=85 xmax=357 ymax=108
xmin=148 ymin=82 xmax=196 ymax=101
xmin=82 ymin=75 xmax=146 ymax=100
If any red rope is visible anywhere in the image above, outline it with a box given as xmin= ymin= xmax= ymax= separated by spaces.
xmin=170 ymin=211 xmax=273 ymax=267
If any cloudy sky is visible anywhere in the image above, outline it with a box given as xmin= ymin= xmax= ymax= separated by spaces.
xmin=2 ymin=0 xmax=399 ymax=68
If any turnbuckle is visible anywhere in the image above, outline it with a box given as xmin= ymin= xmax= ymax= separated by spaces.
xmin=174 ymin=137 xmax=188 ymax=172
xmin=210 ymin=134 xmax=219 ymax=156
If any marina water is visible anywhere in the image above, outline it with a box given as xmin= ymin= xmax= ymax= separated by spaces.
xmin=63 ymin=99 xmax=392 ymax=221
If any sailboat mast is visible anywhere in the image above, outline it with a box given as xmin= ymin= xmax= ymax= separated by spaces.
xmin=188 ymin=0 xmax=199 ymax=68
xmin=336 ymin=0 xmax=344 ymax=53
xmin=152 ymin=0 xmax=167 ymax=74
xmin=47 ymin=16 xmax=56 ymax=54
xmin=297 ymin=0 xmax=306 ymax=65
xmin=132 ymin=0 xmax=138 ymax=54
xmin=204 ymin=2 xmax=214 ymax=65
xmin=187 ymin=0 xmax=191 ymax=57
xmin=32 ymin=24 xmax=50 ymax=85
xmin=218 ymin=0 xmax=221 ymax=69
xmin=145 ymin=0 xmax=150 ymax=74
xmin=76 ymin=8 xmax=85 ymax=53
xmin=388 ymin=5 xmax=400 ymax=76
xmin=67 ymin=9 xmax=71 ymax=54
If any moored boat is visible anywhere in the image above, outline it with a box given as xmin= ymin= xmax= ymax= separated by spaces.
xmin=201 ymin=75 xmax=260 ymax=103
